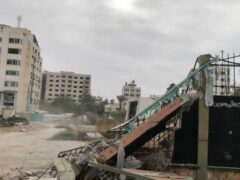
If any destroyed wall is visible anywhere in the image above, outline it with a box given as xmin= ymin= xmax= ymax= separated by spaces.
xmin=172 ymin=95 xmax=240 ymax=170
xmin=172 ymin=100 xmax=198 ymax=164
xmin=209 ymin=95 xmax=240 ymax=167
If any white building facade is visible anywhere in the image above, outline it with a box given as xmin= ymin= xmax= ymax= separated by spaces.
xmin=0 ymin=24 xmax=42 ymax=114
xmin=122 ymin=80 xmax=141 ymax=98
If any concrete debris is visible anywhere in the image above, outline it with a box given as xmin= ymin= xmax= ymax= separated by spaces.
xmin=54 ymin=159 xmax=75 ymax=180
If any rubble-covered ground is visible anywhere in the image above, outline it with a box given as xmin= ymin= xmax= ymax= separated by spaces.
xmin=0 ymin=121 xmax=86 ymax=179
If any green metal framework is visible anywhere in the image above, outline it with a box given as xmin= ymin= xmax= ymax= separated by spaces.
xmin=113 ymin=56 xmax=219 ymax=133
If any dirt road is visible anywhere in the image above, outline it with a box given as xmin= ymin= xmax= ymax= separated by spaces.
xmin=0 ymin=122 xmax=86 ymax=176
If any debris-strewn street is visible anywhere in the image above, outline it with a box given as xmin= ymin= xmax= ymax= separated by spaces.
xmin=0 ymin=121 xmax=86 ymax=178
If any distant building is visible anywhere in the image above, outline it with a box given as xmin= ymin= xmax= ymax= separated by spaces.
xmin=122 ymin=80 xmax=141 ymax=98
xmin=104 ymin=103 xmax=119 ymax=113
xmin=124 ymin=97 xmax=155 ymax=120
xmin=0 ymin=24 xmax=42 ymax=114
xmin=41 ymin=71 xmax=91 ymax=103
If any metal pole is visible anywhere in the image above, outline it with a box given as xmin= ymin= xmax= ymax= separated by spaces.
xmin=233 ymin=53 xmax=236 ymax=94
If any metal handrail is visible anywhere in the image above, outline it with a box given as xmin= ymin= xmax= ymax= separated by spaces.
xmin=112 ymin=56 xmax=219 ymax=133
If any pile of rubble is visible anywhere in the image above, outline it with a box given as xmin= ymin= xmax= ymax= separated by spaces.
xmin=0 ymin=167 xmax=56 ymax=180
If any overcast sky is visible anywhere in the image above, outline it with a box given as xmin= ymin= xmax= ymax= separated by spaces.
xmin=0 ymin=0 xmax=239 ymax=99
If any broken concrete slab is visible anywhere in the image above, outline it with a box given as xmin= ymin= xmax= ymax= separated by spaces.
xmin=54 ymin=158 xmax=75 ymax=180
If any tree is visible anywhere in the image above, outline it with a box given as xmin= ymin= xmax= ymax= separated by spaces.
xmin=74 ymin=92 xmax=108 ymax=123
xmin=117 ymin=95 xmax=126 ymax=111
xmin=50 ymin=97 xmax=76 ymax=113
xmin=110 ymin=99 xmax=115 ymax=104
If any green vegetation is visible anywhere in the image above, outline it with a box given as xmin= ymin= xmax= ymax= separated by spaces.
xmin=40 ymin=92 xmax=109 ymax=124
xmin=49 ymin=129 xmax=95 ymax=141
xmin=0 ymin=116 xmax=29 ymax=127
xmin=40 ymin=92 xmax=128 ymax=125
xmin=49 ymin=130 xmax=77 ymax=141
xmin=117 ymin=95 xmax=126 ymax=111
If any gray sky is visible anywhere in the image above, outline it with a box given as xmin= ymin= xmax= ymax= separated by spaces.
xmin=0 ymin=0 xmax=239 ymax=99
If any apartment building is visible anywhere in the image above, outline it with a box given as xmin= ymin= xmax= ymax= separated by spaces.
xmin=122 ymin=80 xmax=141 ymax=98
xmin=0 ymin=24 xmax=42 ymax=114
xmin=41 ymin=71 xmax=91 ymax=103
xmin=180 ymin=65 xmax=230 ymax=96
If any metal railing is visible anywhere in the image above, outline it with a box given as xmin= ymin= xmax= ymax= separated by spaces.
xmin=112 ymin=56 xmax=219 ymax=134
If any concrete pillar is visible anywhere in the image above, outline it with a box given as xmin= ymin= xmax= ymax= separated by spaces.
xmin=197 ymin=98 xmax=209 ymax=180
xmin=196 ymin=54 xmax=211 ymax=180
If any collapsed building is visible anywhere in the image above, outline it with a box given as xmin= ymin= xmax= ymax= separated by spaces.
xmin=47 ymin=54 xmax=240 ymax=180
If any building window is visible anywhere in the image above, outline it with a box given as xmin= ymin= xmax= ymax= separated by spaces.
xmin=6 ymin=70 xmax=19 ymax=76
xmin=7 ymin=59 xmax=20 ymax=65
xmin=0 ymin=37 xmax=2 ymax=42
xmin=56 ymin=80 xmax=59 ymax=82
xmin=4 ymin=81 xmax=18 ymax=87
xmin=68 ymin=76 xmax=72 ymax=78
xmin=3 ymin=93 xmax=14 ymax=106
xmin=8 ymin=48 xmax=21 ymax=54
xmin=86 ymin=77 xmax=90 ymax=80
xmin=68 ymin=80 xmax=72 ymax=83
xmin=74 ymin=76 xmax=78 ymax=79
xmin=9 ymin=38 xmax=22 ymax=44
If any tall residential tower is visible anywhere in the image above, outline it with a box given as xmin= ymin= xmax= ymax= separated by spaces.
xmin=0 ymin=24 xmax=42 ymax=114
